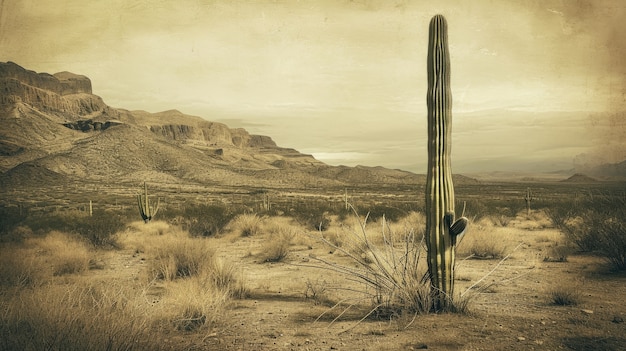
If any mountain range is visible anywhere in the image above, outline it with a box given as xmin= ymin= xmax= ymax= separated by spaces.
xmin=1 ymin=61 xmax=447 ymax=192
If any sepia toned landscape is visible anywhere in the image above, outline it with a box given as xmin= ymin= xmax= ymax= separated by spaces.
xmin=1 ymin=60 xmax=625 ymax=350
xmin=2 ymin=1 xmax=626 ymax=350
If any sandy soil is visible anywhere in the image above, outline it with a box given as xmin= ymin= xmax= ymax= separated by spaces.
xmin=91 ymin=218 xmax=626 ymax=351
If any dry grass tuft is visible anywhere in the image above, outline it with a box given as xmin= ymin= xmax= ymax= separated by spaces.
xmin=547 ymin=284 xmax=581 ymax=306
xmin=0 ymin=281 xmax=157 ymax=350
xmin=260 ymin=230 xmax=294 ymax=262
xmin=0 ymin=246 xmax=42 ymax=287
xmin=307 ymin=208 xmax=439 ymax=328
xmin=456 ymin=221 xmax=506 ymax=259
xmin=164 ymin=275 xmax=232 ymax=332
xmin=0 ymin=231 xmax=92 ymax=286
xmin=230 ymin=213 xmax=263 ymax=237
xmin=36 ymin=231 xmax=92 ymax=276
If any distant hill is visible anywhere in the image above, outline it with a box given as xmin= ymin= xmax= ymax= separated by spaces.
xmin=561 ymin=173 xmax=598 ymax=183
xmin=1 ymin=62 xmax=480 ymax=190
xmin=588 ymin=160 xmax=626 ymax=179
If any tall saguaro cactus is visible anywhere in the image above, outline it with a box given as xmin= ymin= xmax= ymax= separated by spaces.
xmin=425 ymin=14 xmax=468 ymax=310
xmin=137 ymin=182 xmax=159 ymax=223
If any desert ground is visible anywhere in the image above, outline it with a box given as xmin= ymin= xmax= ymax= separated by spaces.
xmin=1 ymin=181 xmax=625 ymax=351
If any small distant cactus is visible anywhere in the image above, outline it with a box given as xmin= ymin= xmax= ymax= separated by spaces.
xmin=524 ymin=187 xmax=533 ymax=216
xmin=424 ymin=14 xmax=468 ymax=311
xmin=137 ymin=182 xmax=159 ymax=223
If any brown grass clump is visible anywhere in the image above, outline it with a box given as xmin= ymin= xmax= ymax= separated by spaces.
xmin=36 ymin=231 xmax=92 ymax=276
xmin=456 ymin=220 xmax=506 ymax=259
xmin=230 ymin=213 xmax=263 ymax=237
xmin=547 ymin=284 xmax=581 ymax=306
xmin=164 ymin=272 xmax=234 ymax=332
xmin=260 ymin=230 xmax=295 ymax=262
xmin=308 ymin=209 xmax=437 ymax=325
xmin=118 ymin=221 xmax=214 ymax=280
xmin=0 ymin=281 xmax=157 ymax=350
xmin=0 ymin=231 xmax=92 ymax=286
xmin=0 ymin=245 xmax=42 ymax=287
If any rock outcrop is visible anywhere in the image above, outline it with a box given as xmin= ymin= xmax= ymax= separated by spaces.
xmin=0 ymin=61 xmax=106 ymax=118
xmin=0 ymin=61 xmax=434 ymax=189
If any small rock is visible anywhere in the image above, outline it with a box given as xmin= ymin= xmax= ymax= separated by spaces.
xmin=581 ymin=309 xmax=594 ymax=314
xmin=612 ymin=316 xmax=624 ymax=324
xmin=517 ymin=336 xmax=526 ymax=342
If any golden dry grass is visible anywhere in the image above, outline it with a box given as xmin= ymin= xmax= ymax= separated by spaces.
xmin=0 ymin=230 xmax=92 ymax=286
xmin=456 ymin=218 xmax=507 ymax=259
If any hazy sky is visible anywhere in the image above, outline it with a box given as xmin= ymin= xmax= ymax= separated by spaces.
xmin=1 ymin=0 xmax=625 ymax=174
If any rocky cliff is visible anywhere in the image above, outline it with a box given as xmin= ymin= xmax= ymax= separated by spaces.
xmin=0 ymin=61 xmax=111 ymax=119
xmin=0 ymin=61 xmax=430 ymax=189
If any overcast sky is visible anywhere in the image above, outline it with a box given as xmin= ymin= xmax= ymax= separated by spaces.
xmin=1 ymin=0 xmax=625 ymax=174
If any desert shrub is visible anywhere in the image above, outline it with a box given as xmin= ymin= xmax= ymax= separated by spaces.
xmin=0 ymin=282 xmax=156 ymax=351
xmin=304 ymin=279 xmax=332 ymax=306
xmin=230 ymin=213 xmax=263 ymax=237
xmin=288 ymin=202 xmax=334 ymax=231
xmin=260 ymin=230 xmax=294 ymax=262
xmin=165 ymin=272 xmax=232 ymax=332
xmin=555 ymin=196 xmax=626 ymax=270
xmin=35 ymin=231 xmax=92 ymax=276
xmin=365 ymin=204 xmax=409 ymax=223
xmin=462 ymin=198 xmax=522 ymax=223
xmin=309 ymin=210 xmax=453 ymax=321
xmin=0 ymin=225 xmax=33 ymax=243
xmin=127 ymin=223 xmax=249 ymax=293
xmin=544 ymin=201 xmax=573 ymax=229
xmin=71 ymin=210 xmax=128 ymax=247
xmin=115 ymin=220 xmax=174 ymax=254
xmin=0 ymin=204 xmax=29 ymax=241
xmin=148 ymin=236 xmax=216 ymax=280
xmin=0 ymin=231 xmax=92 ymax=286
xmin=0 ymin=245 xmax=43 ymax=287
xmin=165 ymin=204 xmax=238 ymax=237
xmin=548 ymin=285 xmax=581 ymax=306
xmin=456 ymin=220 xmax=506 ymax=259
xmin=560 ymin=215 xmax=598 ymax=252
xmin=19 ymin=209 xmax=128 ymax=248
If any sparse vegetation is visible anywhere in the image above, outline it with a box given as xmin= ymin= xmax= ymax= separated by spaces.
xmin=0 ymin=282 xmax=156 ymax=351
xmin=308 ymin=209 xmax=457 ymax=321
xmin=260 ymin=230 xmax=294 ymax=262
xmin=163 ymin=204 xmax=239 ymax=237
xmin=550 ymin=196 xmax=626 ymax=270
xmin=456 ymin=219 xmax=506 ymax=260
xmin=1 ymin=180 xmax=625 ymax=349
xmin=548 ymin=285 xmax=581 ymax=306
xmin=230 ymin=213 xmax=263 ymax=237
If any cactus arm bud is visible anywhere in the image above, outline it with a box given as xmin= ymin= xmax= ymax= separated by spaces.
xmin=450 ymin=217 xmax=469 ymax=237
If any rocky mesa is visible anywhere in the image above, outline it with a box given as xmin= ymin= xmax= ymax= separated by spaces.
xmin=0 ymin=62 xmax=426 ymax=190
